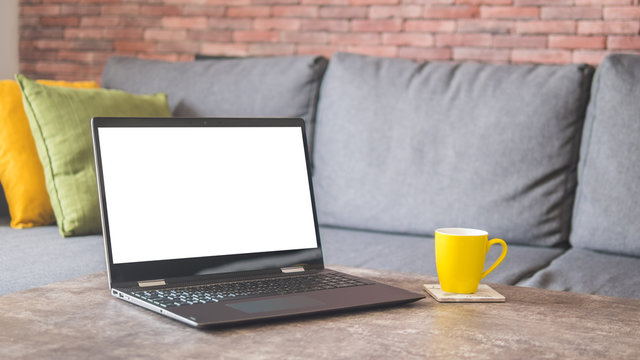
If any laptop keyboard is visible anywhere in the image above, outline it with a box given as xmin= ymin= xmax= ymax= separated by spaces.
xmin=130 ymin=272 xmax=369 ymax=309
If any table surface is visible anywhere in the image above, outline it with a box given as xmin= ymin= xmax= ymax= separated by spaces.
xmin=1 ymin=266 xmax=639 ymax=359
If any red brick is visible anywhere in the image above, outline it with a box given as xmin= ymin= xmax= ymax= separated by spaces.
xmin=253 ymin=18 xmax=301 ymax=31
xmin=114 ymin=41 xmax=154 ymax=52
xmin=248 ymin=44 xmax=296 ymax=56
xmin=515 ymin=0 xmax=573 ymax=4
xmin=346 ymin=45 xmax=398 ymax=57
xmin=21 ymin=5 xmax=60 ymax=16
xmin=200 ymin=43 xmax=248 ymax=56
xmin=549 ymin=35 xmax=606 ymax=49
xmin=155 ymin=42 xmax=200 ymax=54
xmin=453 ymin=47 xmax=510 ymax=62
xmin=138 ymin=53 xmax=180 ymax=62
xmin=188 ymin=30 xmax=233 ymax=42
xmin=272 ymin=6 xmax=319 ymax=18
xmin=73 ymin=40 xmax=113 ymax=51
xmin=578 ymin=21 xmax=640 ymax=34
xmin=102 ymin=28 xmax=144 ymax=40
xmin=404 ymin=20 xmax=456 ymax=32
xmin=280 ymin=31 xmax=329 ymax=44
xmin=21 ymin=28 xmax=64 ymax=40
xmin=572 ymin=50 xmax=607 ymax=65
xmin=301 ymin=19 xmax=350 ymax=32
xmin=144 ymin=29 xmax=189 ymax=41
xmin=208 ymin=18 xmax=253 ymax=30
xmin=480 ymin=6 xmax=539 ymax=19
xmin=397 ymin=47 xmax=452 ymax=61
xmin=369 ymin=5 xmax=423 ymax=19
xmin=207 ymin=0 xmax=251 ymax=4
xmin=162 ymin=17 xmax=208 ymax=30
xmin=381 ymin=33 xmax=434 ymax=46
xmin=182 ymin=6 xmax=225 ymax=16
xmin=40 ymin=16 xmax=79 ymax=26
xmin=60 ymin=5 xmax=100 ymax=16
xmin=604 ymin=6 xmax=640 ymax=19
xmin=227 ymin=6 xmax=271 ymax=18
xmin=329 ymin=33 xmax=380 ymax=45
xmin=576 ymin=0 xmax=633 ymax=4
xmin=455 ymin=0 xmax=511 ymax=4
xmin=101 ymin=4 xmax=140 ymax=16
xmin=351 ymin=19 xmax=403 ymax=32
xmin=64 ymin=28 xmax=102 ymax=40
xmin=423 ymin=6 xmax=479 ymax=19
xmin=511 ymin=49 xmax=572 ymax=64
xmin=302 ymin=0 xmax=349 ymax=4
xmin=297 ymin=45 xmax=341 ymax=58
xmin=350 ymin=0 xmax=400 ymax=4
xmin=493 ymin=35 xmax=547 ymax=48
xmin=516 ymin=21 xmax=576 ymax=34
xmin=57 ymin=51 xmax=111 ymax=64
xmin=139 ymin=5 xmax=182 ymax=17
xmin=608 ymin=36 xmax=640 ymax=49
xmin=121 ymin=17 xmax=161 ymax=28
xmin=436 ymin=33 xmax=493 ymax=47
xmin=36 ymin=62 xmax=93 ymax=75
xmin=319 ymin=6 xmax=367 ymax=18
xmin=457 ymin=19 xmax=514 ymax=34
xmin=233 ymin=30 xmax=279 ymax=42
xmin=80 ymin=16 xmax=120 ymax=27
xmin=252 ymin=0 xmax=299 ymax=4
xmin=540 ymin=6 xmax=602 ymax=19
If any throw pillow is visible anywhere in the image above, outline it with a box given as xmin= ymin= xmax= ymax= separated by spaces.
xmin=15 ymin=74 xmax=172 ymax=237
xmin=0 ymin=79 xmax=98 ymax=229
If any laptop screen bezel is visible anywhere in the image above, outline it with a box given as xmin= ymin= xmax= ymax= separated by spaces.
xmin=91 ymin=117 xmax=324 ymax=287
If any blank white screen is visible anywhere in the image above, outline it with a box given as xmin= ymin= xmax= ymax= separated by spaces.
xmin=98 ymin=127 xmax=318 ymax=264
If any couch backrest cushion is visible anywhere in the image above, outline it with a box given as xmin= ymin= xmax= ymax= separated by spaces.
xmin=102 ymin=56 xmax=328 ymax=151
xmin=570 ymin=54 xmax=640 ymax=257
xmin=313 ymin=52 xmax=593 ymax=247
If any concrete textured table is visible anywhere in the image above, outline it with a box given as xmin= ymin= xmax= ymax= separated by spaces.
xmin=1 ymin=266 xmax=639 ymax=359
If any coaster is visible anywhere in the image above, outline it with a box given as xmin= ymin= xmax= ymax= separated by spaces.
xmin=423 ymin=284 xmax=505 ymax=303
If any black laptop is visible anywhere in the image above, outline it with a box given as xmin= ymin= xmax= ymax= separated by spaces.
xmin=91 ymin=117 xmax=423 ymax=328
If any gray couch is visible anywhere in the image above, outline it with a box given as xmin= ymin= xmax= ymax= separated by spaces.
xmin=2 ymin=52 xmax=639 ymax=299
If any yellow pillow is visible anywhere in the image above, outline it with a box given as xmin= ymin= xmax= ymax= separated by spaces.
xmin=0 ymin=79 xmax=99 ymax=228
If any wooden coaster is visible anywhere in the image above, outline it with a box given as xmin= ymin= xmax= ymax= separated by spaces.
xmin=423 ymin=284 xmax=505 ymax=303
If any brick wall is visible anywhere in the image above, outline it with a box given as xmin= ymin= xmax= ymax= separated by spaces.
xmin=19 ymin=0 xmax=640 ymax=82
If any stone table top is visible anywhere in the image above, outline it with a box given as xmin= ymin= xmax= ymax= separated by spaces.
xmin=1 ymin=266 xmax=639 ymax=359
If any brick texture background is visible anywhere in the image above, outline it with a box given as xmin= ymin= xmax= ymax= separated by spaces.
xmin=19 ymin=0 xmax=640 ymax=82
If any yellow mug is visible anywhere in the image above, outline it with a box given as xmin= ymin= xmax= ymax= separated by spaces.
xmin=435 ymin=228 xmax=508 ymax=294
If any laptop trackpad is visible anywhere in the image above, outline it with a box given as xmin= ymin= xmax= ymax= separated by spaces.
xmin=227 ymin=296 xmax=324 ymax=314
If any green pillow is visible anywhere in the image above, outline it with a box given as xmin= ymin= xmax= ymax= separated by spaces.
xmin=16 ymin=74 xmax=172 ymax=237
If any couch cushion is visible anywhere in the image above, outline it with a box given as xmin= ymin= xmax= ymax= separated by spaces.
xmin=102 ymin=55 xmax=328 ymax=151
xmin=319 ymin=226 xmax=565 ymax=285
xmin=517 ymin=248 xmax=640 ymax=299
xmin=0 ymin=79 xmax=98 ymax=229
xmin=313 ymin=52 xmax=593 ymax=247
xmin=16 ymin=75 xmax=172 ymax=237
xmin=0 ymin=219 xmax=105 ymax=295
xmin=570 ymin=54 xmax=640 ymax=257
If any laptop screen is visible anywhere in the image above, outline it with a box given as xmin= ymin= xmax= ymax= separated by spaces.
xmin=97 ymin=125 xmax=319 ymax=265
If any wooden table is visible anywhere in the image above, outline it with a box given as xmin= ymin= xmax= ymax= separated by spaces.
xmin=1 ymin=266 xmax=639 ymax=359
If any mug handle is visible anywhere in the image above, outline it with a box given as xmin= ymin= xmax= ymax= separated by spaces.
xmin=480 ymin=238 xmax=508 ymax=280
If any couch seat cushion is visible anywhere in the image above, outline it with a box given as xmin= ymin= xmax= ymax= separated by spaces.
xmin=0 ymin=219 xmax=105 ymax=295
xmin=313 ymin=52 xmax=593 ymax=247
xmin=570 ymin=54 xmax=640 ymax=257
xmin=102 ymin=56 xmax=327 ymax=151
xmin=517 ymin=248 xmax=640 ymax=299
xmin=319 ymin=225 xmax=565 ymax=285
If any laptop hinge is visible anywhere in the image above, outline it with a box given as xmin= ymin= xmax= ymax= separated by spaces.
xmin=280 ymin=266 xmax=305 ymax=273
xmin=138 ymin=279 xmax=166 ymax=288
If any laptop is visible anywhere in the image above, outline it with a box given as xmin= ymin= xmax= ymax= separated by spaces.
xmin=91 ymin=117 xmax=424 ymax=328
